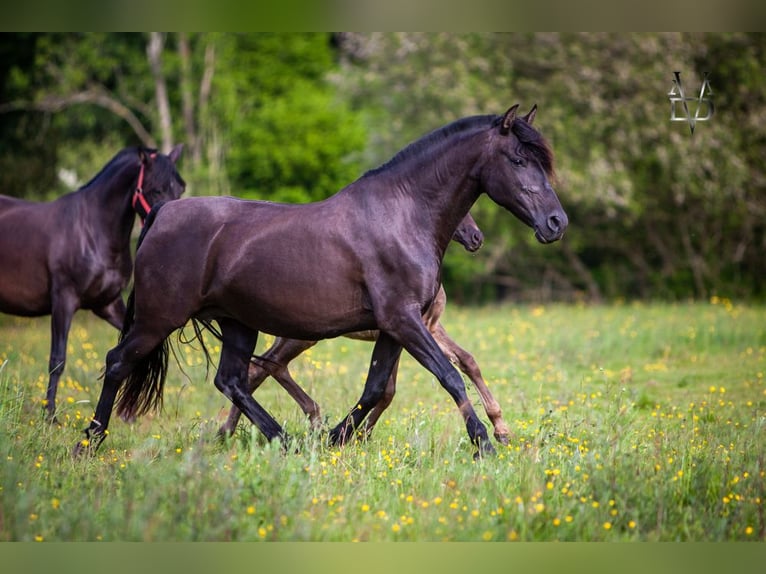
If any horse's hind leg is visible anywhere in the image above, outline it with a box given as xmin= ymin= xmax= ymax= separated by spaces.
xmin=268 ymin=361 xmax=323 ymax=429
xmin=73 ymin=324 xmax=171 ymax=456
xmin=432 ymin=322 xmax=510 ymax=445
xmin=217 ymin=338 xmax=321 ymax=437
xmin=74 ymin=348 xmax=128 ymax=455
xmin=215 ymin=319 xmax=286 ymax=444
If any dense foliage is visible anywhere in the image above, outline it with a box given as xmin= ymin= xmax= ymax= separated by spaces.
xmin=1 ymin=33 xmax=763 ymax=302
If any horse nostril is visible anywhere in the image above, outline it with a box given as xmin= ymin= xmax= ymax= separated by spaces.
xmin=472 ymin=232 xmax=484 ymax=246
xmin=547 ymin=213 xmax=564 ymax=233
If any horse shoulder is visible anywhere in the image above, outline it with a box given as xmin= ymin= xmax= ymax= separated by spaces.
xmin=49 ymin=199 xmax=131 ymax=302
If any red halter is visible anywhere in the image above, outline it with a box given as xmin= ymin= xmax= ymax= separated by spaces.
xmin=132 ymin=153 xmax=157 ymax=223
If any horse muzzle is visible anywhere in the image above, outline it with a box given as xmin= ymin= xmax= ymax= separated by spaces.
xmin=534 ymin=210 xmax=568 ymax=244
xmin=465 ymin=231 xmax=484 ymax=252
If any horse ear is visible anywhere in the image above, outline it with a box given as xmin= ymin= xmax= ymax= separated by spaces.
xmin=522 ymin=104 xmax=537 ymax=125
xmin=138 ymin=147 xmax=160 ymax=165
xmin=168 ymin=144 xmax=184 ymax=164
xmin=500 ymin=104 xmax=520 ymax=135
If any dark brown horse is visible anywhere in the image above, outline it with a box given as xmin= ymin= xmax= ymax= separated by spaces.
xmin=77 ymin=104 xmax=566 ymax=458
xmin=217 ymin=212 xmax=512 ymax=445
xmin=0 ymin=145 xmax=185 ymax=419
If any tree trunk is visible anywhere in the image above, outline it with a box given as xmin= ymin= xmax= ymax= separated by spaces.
xmin=177 ymin=33 xmax=199 ymax=167
xmin=146 ymin=32 xmax=173 ymax=154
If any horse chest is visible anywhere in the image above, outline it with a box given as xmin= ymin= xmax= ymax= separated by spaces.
xmin=93 ymin=254 xmax=130 ymax=290
xmin=85 ymin=266 xmax=127 ymax=296
xmin=64 ymin=245 xmax=130 ymax=303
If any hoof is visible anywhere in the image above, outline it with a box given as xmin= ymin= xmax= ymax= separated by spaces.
xmin=72 ymin=432 xmax=105 ymax=457
xmin=215 ymin=426 xmax=235 ymax=442
xmin=42 ymin=405 xmax=60 ymax=426
xmin=494 ymin=432 xmax=511 ymax=446
xmin=72 ymin=438 xmax=92 ymax=458
xmin=276 ymin=431 xmax=294 ymax=451
xmin=327 ymin=426 xmax=341 ymax=446
xmin=473 ymin=439 xmax=497 ymax=460
xmin=328 ymin=422 xmax=353 ymax=447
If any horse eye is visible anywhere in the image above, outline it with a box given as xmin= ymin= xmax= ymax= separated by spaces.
xmin=509 ymin=157 xmax=525 ymax=167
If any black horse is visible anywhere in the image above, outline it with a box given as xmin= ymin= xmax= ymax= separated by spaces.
xmin=0 ymin=145 xmax=185 ymax=419
xmin=78 ymin=104 xmax=566 ymax=458
xmin=217 ymin=212 xmax=513 ymax=446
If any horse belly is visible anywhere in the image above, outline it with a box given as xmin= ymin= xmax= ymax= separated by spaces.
xmin=0 ymin=232 xmax=51 ymax=316
xmin=222 ymin=264 xmax=374 ymax=340
xmin=0 ymin=285 xmax=51 ymax=316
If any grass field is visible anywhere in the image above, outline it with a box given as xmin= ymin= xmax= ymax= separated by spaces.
xmin=0 ymin=299 xmax=764 ymax=541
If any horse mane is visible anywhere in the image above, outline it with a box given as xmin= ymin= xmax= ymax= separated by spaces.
xmin=362 ymin=115 xmax=497 ymax=177
xmin=77 ymin=146 xmax=157 ymax=191
xmin=362 ymin=114 xmax=554 ymax=179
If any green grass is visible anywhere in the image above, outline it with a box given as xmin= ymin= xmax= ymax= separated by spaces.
xmin=0 ymin=299 xmax=764 ymax=541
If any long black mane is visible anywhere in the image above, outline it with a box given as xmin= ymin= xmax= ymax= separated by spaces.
xmin=362 ymin=114 xmax=554 ymax=179
xmin=362 ymin=115 xmax=496 ymax=178
xmin=77 ymin=146 xmax=185 ymax=194
xmin=75 ymin=147 xmax=143 ymax=191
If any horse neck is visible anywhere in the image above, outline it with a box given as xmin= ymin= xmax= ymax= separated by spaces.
xmin=380 ymin=132 xmax=486 ymax=254
xmin=83 ymin=157 xmax=140 ymax=244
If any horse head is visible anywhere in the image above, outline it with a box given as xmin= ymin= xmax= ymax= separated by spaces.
xmin=481 ymin=105 xmax=567 ymax=244
xmin=452 ymin=212 xmax=484 ymax=252
xmin=132 ymin=144 xmax=186 ymax=220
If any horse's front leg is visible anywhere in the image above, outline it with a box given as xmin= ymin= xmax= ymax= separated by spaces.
xmin=329 ymin=333 xmax=402 ymax=446
xmin=391 ymin=312 xmax=495 ymax=458
xmin=432 ymin=322 xmax=510 ymax=445
xmin=45 ymin=289 xmax=78 ymax=422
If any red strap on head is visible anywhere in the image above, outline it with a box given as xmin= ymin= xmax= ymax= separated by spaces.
xmin=135 ymin=162 xmax=146 ymax=193
xmin=132 ymin=153 xmax=157 ymax=224
xmin=132 ymin=189 xmax=152 ymax=223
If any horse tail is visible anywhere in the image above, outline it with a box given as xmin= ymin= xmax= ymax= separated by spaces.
xmin=114 ymin=201 xmax=170 ymax=420
xmin=114 ymin=289 xmax=170 ymax=421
